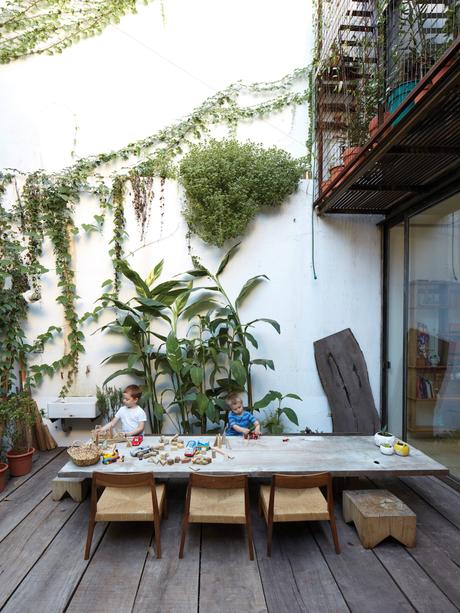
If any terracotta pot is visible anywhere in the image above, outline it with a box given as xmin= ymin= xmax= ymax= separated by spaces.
xmin=321 ymin=179 xmax=332 ymax=194
xmin=6 ymin=447 xmax=35 ymax=477
xmin=369 ymin=112 xmax=390 ymax=137
xmin=0 ymin=463 xmax=8 ymax=493
xmin=342 ymin=146 xmax=361 ymax=167
xmin=329 ymin=164 xmax=344 ymax=181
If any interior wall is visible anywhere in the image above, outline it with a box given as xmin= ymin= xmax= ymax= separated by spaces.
xmin=0 ymin=0 xmax=383 ymax=442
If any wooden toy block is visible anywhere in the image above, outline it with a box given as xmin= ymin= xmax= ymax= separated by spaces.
xmin=343 ymin=490 xmax=416 ymax=549
xmin=52 ymin=476 xmax=89 ymax=502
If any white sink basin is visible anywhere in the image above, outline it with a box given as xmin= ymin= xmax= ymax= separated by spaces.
xmin=48 ymin=396 xmax=99 ymax=419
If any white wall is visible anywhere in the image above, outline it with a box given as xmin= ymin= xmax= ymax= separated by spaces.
xmin=0 ymin=0 xmax=383 ymax=442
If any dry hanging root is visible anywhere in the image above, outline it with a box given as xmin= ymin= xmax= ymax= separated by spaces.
xmin=130 ymin=175 xmax=154 ymax=240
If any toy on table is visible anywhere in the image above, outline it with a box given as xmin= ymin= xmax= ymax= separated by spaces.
xmin=130 ymin=445 xmax=152 ymax=458
xmin=92 ymin=426 xmax=127 ymax=445
xmin=131 ymin=435 xmax=143 ymax=446
xmin=102 ymin=449 xmax=120 ymax=464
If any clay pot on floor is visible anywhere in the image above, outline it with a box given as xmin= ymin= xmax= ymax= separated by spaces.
xmin=6 ymin=447 xmax=35 ymax=477
xmin=0 ymin=463 xmax=8 ymax=492
xmin=342 ymin=146 xmax=361 ymax=167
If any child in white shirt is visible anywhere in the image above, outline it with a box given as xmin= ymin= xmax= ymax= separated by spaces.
xmin=97 ymin=384 xmax=146 ymax=436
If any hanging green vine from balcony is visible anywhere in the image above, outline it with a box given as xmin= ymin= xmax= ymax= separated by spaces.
xmin=0 ymin=0 xmax=156 ymax=64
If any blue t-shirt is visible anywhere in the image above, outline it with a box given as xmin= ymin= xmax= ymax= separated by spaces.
xmin=226 ymin=410 xmax=256 ymax=436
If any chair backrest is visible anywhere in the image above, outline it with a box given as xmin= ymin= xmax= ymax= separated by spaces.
xmin=272 ymin=472 xmax=330 ymax=489
xmin=189 ymin=473 xmax=247 ymax=489
xmin=90 ymin=471 xmax=159 ymax=519
xmin=269 ymin=472 xmax=334 ymax=518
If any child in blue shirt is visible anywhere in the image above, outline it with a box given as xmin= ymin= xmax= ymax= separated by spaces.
xmin=225 ymin=392 xmax=260 ymax=436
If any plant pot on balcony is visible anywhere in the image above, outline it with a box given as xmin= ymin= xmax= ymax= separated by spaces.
xmin=387 ymin=80 xmax=418 ymax=125
xmin=369 ymin=112 xmax=391 ymax=138
xmin=329 ymin=164 xmax=344 ymax=181
xmin=6 ymin=447 xmax=35 ymax=477
xmin=0 ymin=463 xmax=8 ymax=492
xmin=320 ymin=179 xmax=332 ymax=194
xmin=342 ymin=146 xmax=361 ymax=167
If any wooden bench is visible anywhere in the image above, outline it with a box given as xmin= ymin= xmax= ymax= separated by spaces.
xmin=52 ymin=477 xmax=89 ymax=502
xmin=343 ymin=489 xmax=416 ymax=548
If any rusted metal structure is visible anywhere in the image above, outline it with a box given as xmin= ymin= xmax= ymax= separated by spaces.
xmin=314 ymin=0 xmax=460 ymax=216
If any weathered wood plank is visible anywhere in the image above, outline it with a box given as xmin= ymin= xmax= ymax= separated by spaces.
xmin=371 ymin=477 xmax=460 ymax=608
xmin=0 ymin=447 xmax=63 ymax=502
xmin=58 ymin=435 xmax=448 ymax=479
xmin=255 ymin=516 xmax=349 ymax=613
xmin=312 ymin=504 xmax=414 ymax=612
xmin=2 ymin=500 xmax=106 ymax=613
xmin=401 ymin=476 xmax=460 ymax=530
xmin=314 ymin=328 xmax=380 ymax=434
xmin=66 ymin=522 xmax=151 ymax=613
xmin=252 ymin=506 xmax=306 ymax=613
xmin=133 ymin=503 xmax=200 ymax=613
xmin=373 ymin=540 xmax=458 ymax=612
xmin=0 ymin=451 xmax=69 ymax=542
xmin=0 ymin=494 xmax=78 ymax=609
xmin=200 ymin=523 xmax=267 ymax=613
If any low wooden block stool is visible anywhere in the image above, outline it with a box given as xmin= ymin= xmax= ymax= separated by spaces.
xmin=343 ymin=490 xmax=416 ymax=549
xmin=52 ymin=477 xmax=89 ymax=502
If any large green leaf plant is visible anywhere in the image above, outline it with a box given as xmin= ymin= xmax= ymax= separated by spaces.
xmin=99 ymin=243 xmax=283 ymax=434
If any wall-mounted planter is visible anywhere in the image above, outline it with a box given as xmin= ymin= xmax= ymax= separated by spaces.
xmin=6 ymin=447 xmax=35 ymax=477
xmin=0 ymin=462 xmax=8 ymax=492
xmin=48 ymin=396 xmax=99 ymax=419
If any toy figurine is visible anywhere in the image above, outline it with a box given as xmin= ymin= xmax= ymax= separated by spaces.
xmin=131 ymin=435 xmax=143 ymax=446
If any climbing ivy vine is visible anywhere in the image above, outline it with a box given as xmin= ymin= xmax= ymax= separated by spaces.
xmin=0 ymin=0 xmax=156 ymax=64
xmin=1 ymin=66 xmax=310 ymax=395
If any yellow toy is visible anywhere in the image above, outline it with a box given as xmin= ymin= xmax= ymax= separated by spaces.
xmin=102 ymin=449 xmax=119 ymax=464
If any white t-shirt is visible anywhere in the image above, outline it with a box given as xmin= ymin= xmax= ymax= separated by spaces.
xmin=115 ymin=405 xmax=147 ymax=433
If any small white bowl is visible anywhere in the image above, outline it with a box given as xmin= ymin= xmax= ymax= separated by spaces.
xmin=380 ymin=444 xmax=394 ymax=455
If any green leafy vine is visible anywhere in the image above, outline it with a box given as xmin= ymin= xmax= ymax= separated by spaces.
xmin=0 ymin=0 xmax=156 ymax=64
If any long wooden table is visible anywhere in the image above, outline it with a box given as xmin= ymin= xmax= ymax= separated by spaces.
xmin=58 ymin=435 xmax=449 ymax=479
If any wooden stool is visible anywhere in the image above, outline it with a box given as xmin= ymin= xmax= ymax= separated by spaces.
xmin=52 ymin=477 xmax=89 ymax=502
xmin=343 ymin=490 xmax=416 ymax=549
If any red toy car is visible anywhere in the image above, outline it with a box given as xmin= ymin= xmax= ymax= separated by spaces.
xmin=131 ymin=435 xmax=144 ymax=446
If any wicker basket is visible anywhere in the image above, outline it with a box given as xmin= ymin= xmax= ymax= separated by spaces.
xmin=67 ymin=441 xmax=101 ymax=466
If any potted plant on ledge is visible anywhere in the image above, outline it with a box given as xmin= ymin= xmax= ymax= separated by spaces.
xmin=5 ymin=394 xmax=36 ymax=477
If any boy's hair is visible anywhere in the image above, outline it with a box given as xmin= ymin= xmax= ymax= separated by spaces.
xmin=124 ymin=384 xmax=142 ymax=400
xmin=225 ymin=391 xmax=242 ymax=406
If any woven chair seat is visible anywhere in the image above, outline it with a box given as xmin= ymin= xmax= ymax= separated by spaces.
xmin=260 ymin=485 xmax=329 ymax=522
xmin=189 ymin=487 xmax=246 ymax=524
xmin=95 ymin=484 xmax=165 ymax=521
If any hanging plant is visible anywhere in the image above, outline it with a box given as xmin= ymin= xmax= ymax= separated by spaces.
xmin=129 ymin=174 xmax=154 ymax=240
xmin=110 ymin=176 xmax=127 ymax=295
xmin=179 ymin=139 xmax=306 ymax=246
xmin=0 ymin=0 xmax=157 ymax=64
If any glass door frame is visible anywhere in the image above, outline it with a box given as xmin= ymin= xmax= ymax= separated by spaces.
xmin=382 ymin=182 xmax=460 ymax=486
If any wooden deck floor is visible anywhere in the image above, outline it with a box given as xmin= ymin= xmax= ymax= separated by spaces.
xmin=1 ymin=449 xmax=460 ymax=612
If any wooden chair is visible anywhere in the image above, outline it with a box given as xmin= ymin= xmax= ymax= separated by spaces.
xmin=259 ymin=472 xmax=340 ymax=556
xmin=84 ymin=472 xmax=167 ymax=560
xmin=179 ymin=473 xmax=254 ymax=560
